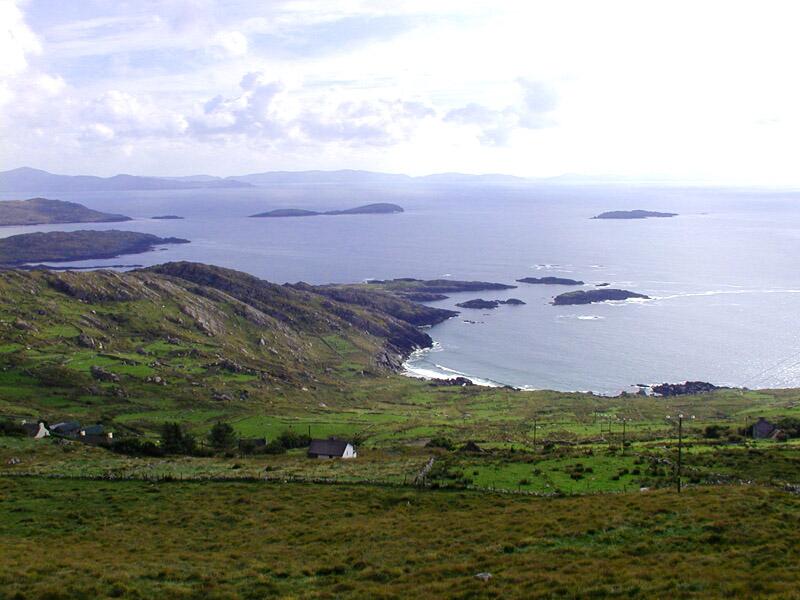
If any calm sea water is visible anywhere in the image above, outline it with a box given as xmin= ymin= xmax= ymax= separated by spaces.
xmin=3 ymin=182 xmax=800 ymax=393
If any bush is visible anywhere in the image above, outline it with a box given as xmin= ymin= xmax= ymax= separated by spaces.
xmin=425 ymin=436 xmax=455 ymax=451
xmin=160 ymin=422 xmax=196 ymax=455
xmin=276 ymin=430 xmax=311 ymax=449
xmin=109 ymin=438 xmax=164 ymax=457
xmin=208 ymin=422 xmax=237 ymax=451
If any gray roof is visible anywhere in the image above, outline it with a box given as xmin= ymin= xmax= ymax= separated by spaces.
xmin=308 ymin=439 xmax=351 ymax=456
xmin=81 ymin=424 xmax=104 ymax=436
xmin=51 ymin=421 xmax=80 ymax=434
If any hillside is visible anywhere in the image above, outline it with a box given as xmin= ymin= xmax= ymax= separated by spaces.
xmin=0 ymin=198 xmax=131 ymax=226
xmin=0 ymin=230 xmax=189 ymax=265
xmin=0 ymin=263 xmax=450 ymax=431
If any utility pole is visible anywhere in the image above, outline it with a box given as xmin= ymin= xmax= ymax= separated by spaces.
xmin=667 ymin=413 xmax=694 ymax=493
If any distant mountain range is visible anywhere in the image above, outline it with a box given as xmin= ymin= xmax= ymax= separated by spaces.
xmin=0 ymin=167 xmax=537 ymax=193
xmin=0 ymin=168 xmax=252 ymax=193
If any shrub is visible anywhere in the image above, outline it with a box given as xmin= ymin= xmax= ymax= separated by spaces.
xmin=425 ymin=436 xmax=455 ymax=451
xmin=277 ymin=430 xmax=311 ymax=449
xmin=160 ymin=422 xmax=196 ymax=455
xmin=109 ymin=438 xmax=164 ymax=457
xmin=208 ymin=422 xmax=237 ymax=451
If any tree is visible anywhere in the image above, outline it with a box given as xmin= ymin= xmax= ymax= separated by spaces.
xmin=209 ymin=422 xmax=237 ymax=451
xmin=160 ymin=422 xmax=195 ymax=455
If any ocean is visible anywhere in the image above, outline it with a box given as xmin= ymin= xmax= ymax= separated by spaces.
xmin=3 ymin=181 xmax=800 ymax=394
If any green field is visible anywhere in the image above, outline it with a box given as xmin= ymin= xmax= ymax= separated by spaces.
xmin=1 ymin=478 xmax=799 ymax=599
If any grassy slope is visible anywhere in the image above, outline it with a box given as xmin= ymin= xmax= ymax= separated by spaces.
xmin=0 ymin=197 xmax=130 ymax=226
xmin=1 ymin=478 xmax=799 ymax=599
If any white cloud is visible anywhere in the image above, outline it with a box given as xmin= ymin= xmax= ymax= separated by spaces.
xmin=209 ymin=29 xmax=248 ymax=57
xmin=0 ymin=0 xmax=41 ymax=79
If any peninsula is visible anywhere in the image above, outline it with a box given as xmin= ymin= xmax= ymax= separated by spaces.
xmin=517 ymin=276 xmax=584 ymax=285
xmin=0 ymin=230 xmax=189 ymax=265
xmin=0 ymin=198 xmax=131 ymax=226
xmin=593 ymin=210 xmax=677 ymax=219
xmin=250 ymin=203 xmax=403 ymax=218
xmin=553 ymin=288 xmax=650 ymax=305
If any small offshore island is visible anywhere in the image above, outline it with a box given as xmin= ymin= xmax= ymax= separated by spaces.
xmin=250 ymin=203 xmax=403 ymax=218
xmin=0 ymin=230 xmax=189 ymax=265
xmin=593 ymin=209 xmax=678 ymax=219
xmin=517 ymin=276 xmax=584 ymax=285
xmin=0 ymin=197 xmax=130 ymax=226
xmin=553 ymin=288 xmax=650 ymax=305
xmin=456 ymin=298 xmax=526 ymax=309
xmin=151 ymin=215 xmax=184 ymax=220
xmin=364 ymin=277 xmax=516 ymax=302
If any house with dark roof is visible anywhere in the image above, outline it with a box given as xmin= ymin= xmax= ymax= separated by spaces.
xmin=308 ymin=438 xmax=357 ymax=459
xmin=50 ymin=421 xmax=81 ymax=437
xmin=21 ymin=420 xmax=50 ymax=439
xmin=79 ymin=424 xmax=113 ymax=445
xmin=753 ymin=417 xmax=778 ymax=440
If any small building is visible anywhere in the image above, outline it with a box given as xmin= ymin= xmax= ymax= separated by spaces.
xmin=21 ymin=421 xmax=50 ymax=439
xmin=308 ymin=438 xmax=357 ymax=459
xmin=51 ymin=421 xmax=81 ymax=437
xmin=752 ymin=417 xmax=777 ymax=440
xmin=80 ymin=424 xmax=105 ymax=437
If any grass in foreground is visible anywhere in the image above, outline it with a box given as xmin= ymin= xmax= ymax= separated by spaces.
xmin=1 ymin=478 xmax=799 ymax=599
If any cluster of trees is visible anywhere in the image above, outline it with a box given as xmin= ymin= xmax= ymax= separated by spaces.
xmin=107 ymin=421 xmax=312 ymax=457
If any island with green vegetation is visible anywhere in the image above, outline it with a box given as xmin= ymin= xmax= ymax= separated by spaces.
xmin=553 ymin=288 xmax=650 ymax=304
xmin=250 ymin=203 xmax=404 ymax=218
xmin=0 ymin=197 xmax=131 ymax=226
xmin=0 ymin=230 xmax=189 ymax=265
xmin=361 ymin=277 xmax=516 ymax=302
xmin=1 ymin=262 xmax=800 ymax=598
xmin=593 ymin=209 xmax=678 ymax=219
xmin=517 ymin=276 xmax=584 ymax=285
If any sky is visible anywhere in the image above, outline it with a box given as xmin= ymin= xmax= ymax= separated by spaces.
xmin=2 ymin=0 xmax=800 ymax=182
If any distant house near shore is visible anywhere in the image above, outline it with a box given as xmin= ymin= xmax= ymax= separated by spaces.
xmin=752 ymin=417 xmax=786 ymax=440
xmin=80 ymin=424 xmax=113 ymax=445
xmin=50 ymin=421 xmax=81 ymax=437
xmin=22 ymin=421 xmax=50 ymax=439
xmin=308 ymin=438 xmax=357 ymax=459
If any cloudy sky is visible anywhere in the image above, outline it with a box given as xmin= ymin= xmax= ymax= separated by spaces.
xmin=2 ymin=0 xmax=800 ymax=181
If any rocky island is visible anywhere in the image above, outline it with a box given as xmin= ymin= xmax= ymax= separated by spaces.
xmin=456 ymin=298 xmax=526 ymax=309
xmin=366 ymin=278 xmax=516 ymax=296
xmin=250 ymin=203 xmax=403 ymax=218
xmin=0 ymin=230 xmax=189 ymax=265
xmin=517 ymin=276 xmax=584 ymax=285
xmin=553 ymin=289 xmax=650 ymax=305
xmin=151 ymin=215 xmax=184 ymax=220
xmin=593 ymin=210 xmax=677 ymax=219
xmin=0 ymin=197 xmax=131 ymax=226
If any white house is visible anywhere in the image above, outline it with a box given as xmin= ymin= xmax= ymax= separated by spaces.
xmin=307 ymin=438 xmax=357 ymax=459
xmin=22 ymin=421 xmax=50 ymax=439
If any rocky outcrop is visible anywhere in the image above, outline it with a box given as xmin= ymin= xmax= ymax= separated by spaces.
xmin=651 ymin=381 xmax=718 ymax=396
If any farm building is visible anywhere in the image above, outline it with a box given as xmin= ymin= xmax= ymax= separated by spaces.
xmin=21 ymin=421 xmax=50 ymax=439
xmin=50 ymin=421 xmax=81 ymax=437
xmin=752 ymin=417 xmax=778 ymax=439
xmin=308 ymin=438 xmax=357 ymax=459
xmin=80 ymin=425 xmax=113 ymax=445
